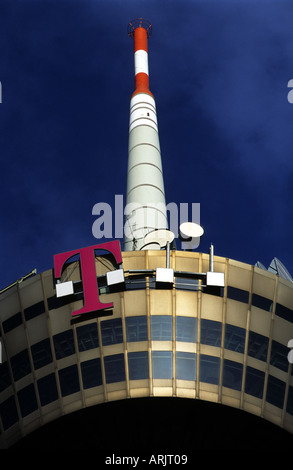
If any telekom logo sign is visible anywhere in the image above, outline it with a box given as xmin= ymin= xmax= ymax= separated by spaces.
xmin=54 ymin=241 xmax=122 ymax=317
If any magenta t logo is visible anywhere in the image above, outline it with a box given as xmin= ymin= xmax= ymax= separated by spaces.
xmin=54 ymin=241 xmax=122 ymax=317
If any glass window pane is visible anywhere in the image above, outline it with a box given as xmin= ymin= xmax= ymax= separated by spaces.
xmin=227 ymin=286 xmax=249 ymax=303
xmin=3 ymin=312 xmax=22 ymax=333
xmin=270 ymin=340 xmax=289 ymax=372
xmin=31 ymin=338 xmax=52 ymax=370
xmin=128 ymin=351 xmax=149 ymax=380
xmin=0 ymin=396 xmax=19 ymax=430
xmin=286 ymin=386 xmax=293 ymax=415
xmin=247 ymin=331 xmax=268 ymax=361
xmin=151 ymin=316 xmax=172 ymax=341
xmin=152 ymin=351 xmax=172 ymax=379
xmin=252 ymin=293 xmax=272 ymax=312
xmin=101 ymin=318 xmax=123 ymax=346
xmin=201 ymin=319 xmax=222 ymax=347
xmin=275 ymin=303 xmax=293 ymax=323
xmin=11 ymin=349 xmax=31 ymax=381
xmin=53 ymin=330 xmax=75 ymax=359
xmin=104 ymin=354 xmax=125 ymax=383
xmin=176 ymin=317 xmax=197 ymax=343
xmin=126 ymin=316 xmax=148 ymax=342
xmin=223 ymin=359 xmax=243 ymax=391
xmin=0 ymin=362 xmax=11 ymax=392
xmin=37 ymin=373 xmax=58 ymax=406
xmin=176 ymin=352 xmax=196 ymax=380
xmin=24 ymin=301 xmax=45 ymax=321
xmin=81 ymin=358 xmax=103 ymax=388
xmin=58 ymin=364 xmax=80 ymax=396
xmin=266 ymin=375 xmax=286 ymax=408
xmin=199 ymin=355 xmax=220 ymax=384
xmin=77 ymin=323 xmax=99 ymax=351
xmin=245 ymin=366 xmax=265 ymax=398
xmin=224 ymin=324 xmax=246 ymax=353
xmin=17 ymin=383 xmax=38 ymax=417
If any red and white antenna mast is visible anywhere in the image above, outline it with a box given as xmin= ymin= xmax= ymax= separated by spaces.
xmin=124 ymin=19 xmax=168 ymax=251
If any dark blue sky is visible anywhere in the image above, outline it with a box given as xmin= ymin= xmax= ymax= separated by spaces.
xmin=1 ymin=0 xmax=293 ymax=289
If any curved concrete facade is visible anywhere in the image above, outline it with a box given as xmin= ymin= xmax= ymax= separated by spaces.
xmin=0 ymin=249 xmax=293 ymax=448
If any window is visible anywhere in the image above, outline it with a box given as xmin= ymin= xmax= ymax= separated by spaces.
xmin=0 ymin=362 xmax=11 ymax=392
xmin=104 ymin=354 xmax=125 ymax=383
xmin=11 ymin=349 xmax=31 ymax=381
xmin=2 ymin=312 xmax=22 ymax=333
xmin=58 ymin=364 xmax=80 ymax=396
xmin=152 ymin=351 xmax=173 ymax=379
xmin=77 ymin=323 xmax=99 ymax=351
xmin=151 ymin=316 xmax=172 ymax=341
xmin=17 ymin=383 xmax=38 ymax=417
xmin=176 ymin=352 xmax=196 ymax=380
xmin=201 ymin=319 xmax=222 ymax=347
xmin=0 ymin=396 xmax=18 ymax=430
xmin=199 ymin=355 xmax=220 ymax=385
xmin=275 ymin=303 xmax=293 ymax=323
xmin=247 ymin=331 xmax=268 ymax=362
xmin=53 ymin=330 xmax=75 ymax=359
xmin=266 ymin=375 xmax=286 ymax=408
xmin=176 ymin=317 xmax=197 ymax=343
xmin=223 ymin=359 xmax=243 ymax=391
xmin=81 ymin=358 xmax=103 ymax=388
xmin=286 ymin=386 xmax=293 ymax=415
xmin=31 ymin=338 xmax=53 ymax=370
xmin=224 ymin=324 xmax=246 ymax=353
xmin=245 ymin=366 xmax=265 ymax=398
xmin=251 ymin=293 xmax=273 ymax=312
xmin=270 ymin=340 xmax=289 ymax=372
xmin=227 ymin=286 xmax=249 ymax=303
xmin=101 ymin=318 xmax=123 ymax=346
xmin=37 ymin=373 xmax=59 ymax=406
xmin=24 ymin=300 xmax=45 ymax=321
xmin=126 ymin=316 xmax=148 ymax=342
xmin=175 ymin=277 xmax=199 ymax=291
xmin=128 ymin=351 xmax=149 ymax=380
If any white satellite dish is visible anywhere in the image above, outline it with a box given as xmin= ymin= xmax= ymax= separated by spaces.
xmin=140 ymin=242 xmax=161 ymax=250
xmin=144 ymin=229 xmax=175 ymax=248
xmin=179 ymin=222 xmax=204 ymax=240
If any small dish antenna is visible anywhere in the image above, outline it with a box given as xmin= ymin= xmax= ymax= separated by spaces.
xmin=179 ymin=222 xmax=204 ymax=250
xmin=144 ymin=228 xmax=175 ymax=248
xmin=140 ymin=242 xmax=161 ymax=250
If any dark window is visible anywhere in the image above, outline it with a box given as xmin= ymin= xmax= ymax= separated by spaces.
xmin=287 ymin=386 xmax=293 ymax=415
xmin=151 ymin=316 xmax=172 ymax=341
xmin=53 ymin=330 xmax=75 ymax=359
xmin=101 ymin=318 xmax=123 ymax=346
xmin=266 ymin=375 xmax=286 ymax=408
xmin=176 ymin=317 xmax=197 ymax=343
xmin=37 ymin=373 xmax=58 ymax=406
xmin=201 ymin=319 xmax=222 ymax=347
xmin=245 ymin=366 xmax=265 ymax=398
xmin=81 ymin=358 xmax=103 ymax=388
xmin=128 ymin=351 xmax=149 ymax=380
xmin=176 ymin=352 xmax=196 ymax=380
xmin=17 ymin=383 xmax=38 ymax=417
xmin=11 ymin=349 xmax=31 ymax=381
xmin=223 ymin=359 xmax=243 ymax=391
xmin=227 ymin=286 xmax=249 ymax=303
xmin=270 ymin=340 xmax=289 ymax=372
xmin=58 ymin=364 xmax=80 ymax=396
xmin=247 ymin=331 xmax=268 ymax=362
xmin=0 ymin=362 xmax=11 ymax=392
xmin=0 ymin=396 xmax=18 ymax=430
xmin=224 ymin=324 xmax=246 ymax=353
xmin=24 ymin=301 xmax=45 ymax=321
xmin=175 ymin=277 xmax=199 ymax=291
xmin=104 ymin=354 xmax=125 ymax=383
xmin=275 ymin=303 xmax=293 ymax=323
xmin=125 ymin=279 xmax=147 ymax=290
xmin=2 ymin=312 xmax=22 ymax=333
xmin=251 ymin=293 xmax=273 ymax=312
xmin=31 ymin=338 xmax=53 ymax=370
xmin=152 ymin=351 xmax=173 ymax=379
xmin=125 ymin=316 xmax=148 ymax=342
xmin=77 ymin=323 xmax=99 ymax=351
xmin=199 ymin=355 xmax=220 ymax=385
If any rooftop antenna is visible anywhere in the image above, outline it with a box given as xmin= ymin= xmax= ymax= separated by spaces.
xmin=124 ymin=18 xmax=168 ymax=251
